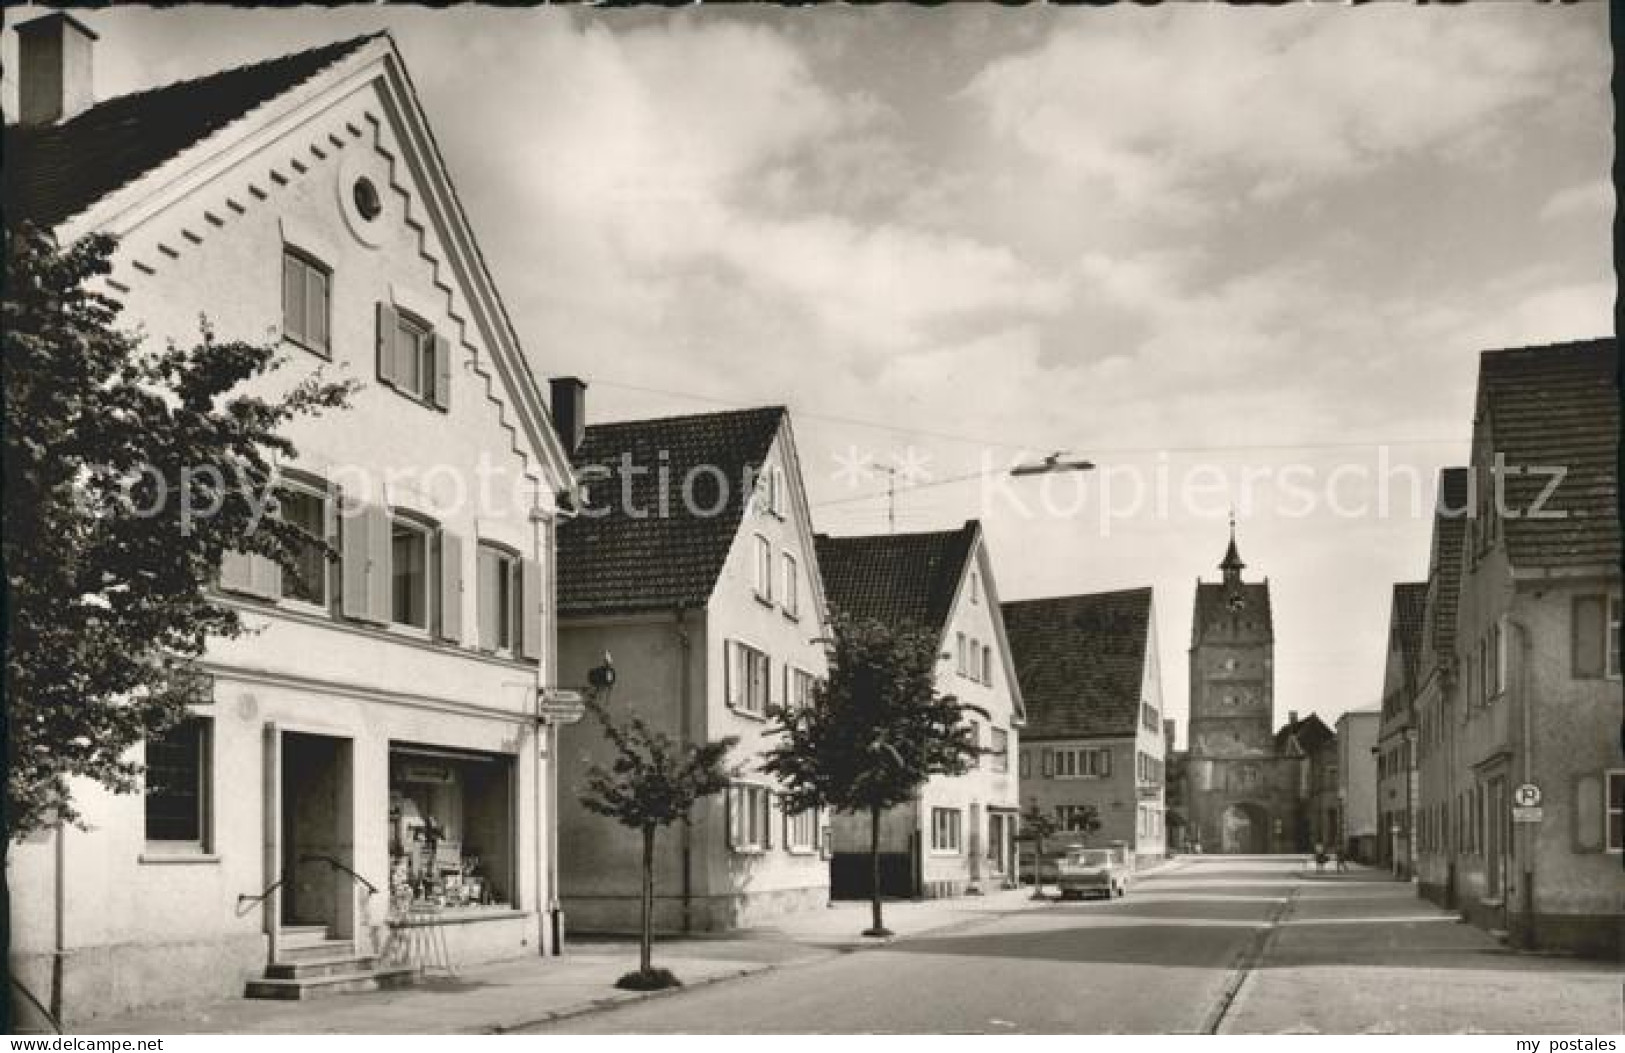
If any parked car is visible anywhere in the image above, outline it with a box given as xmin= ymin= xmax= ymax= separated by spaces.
xmin=1055 ymin=844 xmax=1131 ymax=900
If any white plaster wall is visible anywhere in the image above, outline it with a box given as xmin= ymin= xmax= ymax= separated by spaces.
xmin=700 ymin=431 xmax=831 ymax=916
xmin=919 ymin=542 xmax=1022 ymax=887
xmin=8 ymin=72 xmax=566 ymax=1021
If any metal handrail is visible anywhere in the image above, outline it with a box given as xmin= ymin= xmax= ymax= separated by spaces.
xmin=236 ymin=874 xmax=289 ymax=916
xmin=301 ymin=853 xmax=378 ymax=897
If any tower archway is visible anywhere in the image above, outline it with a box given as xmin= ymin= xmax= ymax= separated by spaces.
xmin=1220 ymin=802 xmax=1270 ymax=854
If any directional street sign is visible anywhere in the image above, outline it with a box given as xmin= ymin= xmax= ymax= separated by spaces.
xmin=1513 ymin=783 xmax=1542 ymax=808
xmin=1511 ymin=805 xmax=1543 ymax=824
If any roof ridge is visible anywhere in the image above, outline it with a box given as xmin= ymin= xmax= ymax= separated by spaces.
xmin=1002 ymin=585 xmax=1154 ymax=608
xmin=581 ymin=404 xmax=787 ymax=434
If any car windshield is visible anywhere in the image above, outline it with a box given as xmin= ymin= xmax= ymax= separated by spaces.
xmin=1067 ymin=850 xmax=1112 ymax=867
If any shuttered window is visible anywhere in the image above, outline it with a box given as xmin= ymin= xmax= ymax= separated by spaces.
xmin=725 ymin=641 xmax=770 ymax=715
xmin=728 ymin=784 xmax=772 ymax=851
xmin=1573 ymin=596 xmax=1608 ymax=678
xmin=781 ymin=551 xmax=799 ymax=617
xmin=377 ymin=302 xmax=451 ymax=409
xmin=391 ymin=517 xmax=433 ymax=630
xmin=1055 ymin=747 xmax=1112 ymax=779
xmin=786 ymin=807 xmax=818 ymax=852
xmin=1608 ymin=771 xmax=1624 ymax=853
xmin=278 ymin=481 xmax=329 ymax=606
xmin=478 ymin=543 xmax=520 ymax=653
xmin=753 ymin=535 xmax=773 ymax=602
xmin=282 ymin=248 xmax=330 ymax=357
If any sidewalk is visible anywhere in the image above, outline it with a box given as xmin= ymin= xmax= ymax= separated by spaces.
xmin=1220 ymin=865 xmax=1624 ymax=1034
xmin=78 ymin=887 xmax=1041 ymax=1035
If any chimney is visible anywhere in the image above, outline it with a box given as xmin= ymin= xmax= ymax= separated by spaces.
xmin=16 ymin=13 xmax=98 ymax=127
xmin=549 ymin=377 xmax=587 ymax=459
xmin=1287 ymin=710 xmax=1299 ymax=727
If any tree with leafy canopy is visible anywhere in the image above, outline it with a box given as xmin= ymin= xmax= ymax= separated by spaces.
xmin=577 ymin=692 xmax=737 ymax=990
xmin=1019 ymin=799 xmax=1060 ymax=899
xmin=3 ymin=226 xmax=354 ymax=844
xmin=762 ymin=613 xmax=980 ymax=937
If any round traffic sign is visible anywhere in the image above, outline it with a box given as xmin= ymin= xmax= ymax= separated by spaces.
xmin=1513 ymin=783 xmax=1542 ymax=808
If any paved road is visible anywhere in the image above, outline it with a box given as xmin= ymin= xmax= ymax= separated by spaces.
xmin=531 ymin=856 xmax=1301 ymax=1034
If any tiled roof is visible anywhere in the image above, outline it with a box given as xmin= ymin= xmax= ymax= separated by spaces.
xmin=1391 ymin=583 xmax=1428 ymax=687
xmin=814 ymin=523 xmax=978 ymax=640
xmin=4 ymin=34 xmax=377 ymax=229
xmin=1477 ymin=338 xmax=1619 ymax=570
xmin=556 ymin=407 xmax=785 ymax=617
xmin=1001 ymin=588 xmax=1153 ymax=741
xmin=1425 ymin=468 xmax=1470 ymax=661
xmin=1382 ymin=582 xmax=1428 ymax=727
xmin=1275 ymin=712 xmax=1334 ymax=755
xmin=1191 ymin=581 xmax=1274 ymax=648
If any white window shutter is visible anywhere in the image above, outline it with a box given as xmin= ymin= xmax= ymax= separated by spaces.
xmin=248 ymin=553 xmax=282 ymax=600
xmin=1101 ymin=749 xmax=1112 ymax=778
xmin=365 ymin=503 xmax=393 ymax=624
xmin=438 ymin=530 xmax=463 ymax=644
xmin=519 ymin=556 xmax=544 ymax=660
xmin=725 ymin=787 xmax=738 ymax=850
xmin=219 ymin=549 xmax=256 ymax=595
xmin=724 ymin=641 xmax=737 ymax=706
xmin=763 ymin=791 xmax=774 ymax=850
xmin=340 ymin=496 xmax=370 ymax=620
xmin=376 ymin=302 xmax=398 ymax=386
xmin=1572 ymin=771 xmax=1604 ymax=853
xmin=432 ymin=333 xmax=453 ymax=410
xmin=476 ymin=549 xmax=498 ymax=652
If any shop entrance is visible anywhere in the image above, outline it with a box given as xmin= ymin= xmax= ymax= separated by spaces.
xmin=280 ymin=731 xmax=354 ymax=933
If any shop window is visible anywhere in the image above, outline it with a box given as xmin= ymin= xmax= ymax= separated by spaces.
xmin=145 ymin=717 xmax=211 ymax=850
xmin=931 ymin=807 xmax=962 ymax=853
xmin=389 ymin=746 xmax=515 ymax=913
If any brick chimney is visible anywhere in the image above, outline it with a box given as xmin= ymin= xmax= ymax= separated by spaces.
xmin=1287 ymin=710 xmax=1299 ymax=727
xmin=16 ymin=13 xmax=98 ymax=127
xmin=548 ymin=377 xmax=587 ymax=459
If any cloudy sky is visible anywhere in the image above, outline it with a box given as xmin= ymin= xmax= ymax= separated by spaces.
xmin=5 ymin=4 xmax=1612 ymax=738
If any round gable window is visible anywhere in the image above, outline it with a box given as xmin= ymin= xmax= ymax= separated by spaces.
xmin=352 ymin=177 xmax=382 ymax=221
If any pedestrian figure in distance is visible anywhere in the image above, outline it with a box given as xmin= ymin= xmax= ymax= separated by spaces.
xmin=1313 ymin=843 xmax=1327 ymax=873
xmin=1334 ymin=846 xmax=1349 ymax=873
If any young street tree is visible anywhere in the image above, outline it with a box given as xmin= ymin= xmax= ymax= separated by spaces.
xmin=577 ymin=687 xmax=737 ymax=990
xmin=3 ymin=227 xmax=354 ymax=843
xmin=1019 ymin=800 xmax=1060 ymax=899
xmin=762 ymin=613 xmax=980 ymax=937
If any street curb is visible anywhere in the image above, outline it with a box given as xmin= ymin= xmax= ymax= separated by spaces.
xmin=485 ymin=896 xmax=1037 ymax=1032
xmin=478 ymin=961 xmax=784 ymax=1034
xmin=1199 ymin=885 xmax=1297 ymax=1035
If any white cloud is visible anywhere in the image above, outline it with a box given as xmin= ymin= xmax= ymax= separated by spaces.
xmin=1539 ymin=180 xmax=1614 ymax=223
xmin=964 ymin=6 xmax=1582 ymax=214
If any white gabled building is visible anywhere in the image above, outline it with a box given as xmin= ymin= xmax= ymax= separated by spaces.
xmin=816 ymin=521 xmax=1026 ymax=898
xmin=6 ymin=14 xmax=577 ymax=1024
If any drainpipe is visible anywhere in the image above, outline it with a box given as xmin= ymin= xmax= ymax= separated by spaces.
xmin=675 ymin=604 xmax=693 ymax=934
xmin=51 ymin=821 xmax=65 ymax=1023
xmin=1507 ymin=615 xmax=1535 ymax=949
